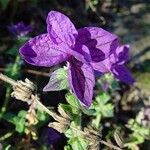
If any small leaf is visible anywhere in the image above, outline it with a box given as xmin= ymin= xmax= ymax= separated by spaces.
xmin=81 ymin=107 xmax=95 ymax=116
xmin=43 ymin=68 xmax=68 ymax=91
xmin=101 ymin=103 xmax=114 ymax=117
xmin=36 ymin=109 xmax=47 ymax=121
xmin=96 ymin=92 xmax=110 ymax=105
xmin=65 ymin=93 xmax=80 ymax=108
xmin=15 ymin=118 xmax=26 ymax=133
xmin=69 ymin=137 xmax=88 ymax=150
xmin=18 ymin=110 xmax=27 ymax=118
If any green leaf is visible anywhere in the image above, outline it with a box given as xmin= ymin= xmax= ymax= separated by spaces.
xmin=81 ymin=107 xmax=95 ymax=116
xmin=96 ymin=92 xmax=110 ymax=105
xmin=3 ymin=111 xmax=27 ymax=133
xmin=64 ymin=145 xmax=72 ymax=150
xmin=69 ymin=137 xmax=88 ymax=150
xmin=92 ymin=92 xmax=114 ymax=122
xmin=15 ymin=118 xmax=26 ymax=133
xmin=66 ymin=93 xmax=80 ymax=108
xmin=59 ymin=104 xmax=74 ymax=115
xmin=60 ymin=104 xmax=81 ymax=125
xmin=101 ymin=103 xmax=114 ymax=117
xmin=18 ymin=110 xmax=27 ymax=118
xmin=65 ymin=128 xmax=73 ymax=139
xmin=43 ymin=68 xmax=68 ymax=91
xmin=36 ymin=109 xmax=47 ymax=121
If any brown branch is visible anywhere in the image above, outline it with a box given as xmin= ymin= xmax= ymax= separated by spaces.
xmin=0 ymin=73 xmax=17 ymax=86
xmin=0 ymin=68 xmax=49 ymax=77
xmin=24 ymin=69 xmax=49 ymax=77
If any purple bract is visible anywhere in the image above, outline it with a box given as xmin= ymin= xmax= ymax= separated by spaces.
xmin=19 ymin=11 xmax=134 ymax=106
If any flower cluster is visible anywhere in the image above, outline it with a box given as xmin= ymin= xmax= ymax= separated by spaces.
xmin=19 ymin=11 xmax=134 ymax=106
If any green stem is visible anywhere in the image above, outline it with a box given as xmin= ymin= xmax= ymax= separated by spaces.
xmin=0 ymin=86 xmax=11 ymax=118
xmin=92 ymin=113 xmax=101 ymax=129
xmin=0 ymin=55 xmax=20 ymax=118
xmin=11 ymin=55 xmax=20 ymax=78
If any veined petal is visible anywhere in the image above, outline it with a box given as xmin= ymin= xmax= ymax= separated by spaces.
xmin=77 ymin=27 xmax=119 ymax=62
xmin=19 ymin=33 xmax=70 ymax=67
xmin=111 ymin=65 xmax=135 ymax=84
xmin=47 ymin=11 xmax=78 ymax=46
xmin=68 ymin=58 xmax=95 ymax=107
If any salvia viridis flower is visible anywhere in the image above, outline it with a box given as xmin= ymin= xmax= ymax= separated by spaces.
xmin=19 ymin=11 xmax=134 ymax=106
xmin=8 ymin=22 xmax=32 ymax=38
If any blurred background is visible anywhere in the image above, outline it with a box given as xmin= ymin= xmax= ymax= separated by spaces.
xmin=0 ymin=0 xmax=150 ymax=150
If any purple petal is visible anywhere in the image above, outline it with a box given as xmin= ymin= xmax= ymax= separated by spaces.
xmin=47 ymin=11 xmax=78 ymax=46
xmin=91 ymin=58 xmax=111 ymax=73
xmin=77 ymin=27 xmax=119 ymax=62
xmin=68 ymin=58 xmax=95 ymax=106
xmin=111 ymin=65 xmax=135 ymax=84
xmin=115 ymin=45 xmax=130 ymax=64
xmin=19 ymin=33 xmax=70 ymax=67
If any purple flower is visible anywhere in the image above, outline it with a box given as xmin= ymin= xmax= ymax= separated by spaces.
xmin=8 ymin=22 xmax=32 ymax=38
xmin=19 ymin=11 xmax=134 ymax=106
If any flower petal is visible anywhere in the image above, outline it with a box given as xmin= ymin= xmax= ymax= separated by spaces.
xmin=115 ymin=45 xmax=130 ymax=64
xmin=91 ymin=58 xmax=110 ymax=73
xmin=77 ymin=27 xmax=119 ymax=62
xmin=19 ymin=33 xmax=69 ymax=67
xmin=111 ymin=65 xmax=135 ymax=84
xmin=47 ymin=11 xmax=78 ymax=46
xmin=68 ymin=58 xmax=95 ymax=106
